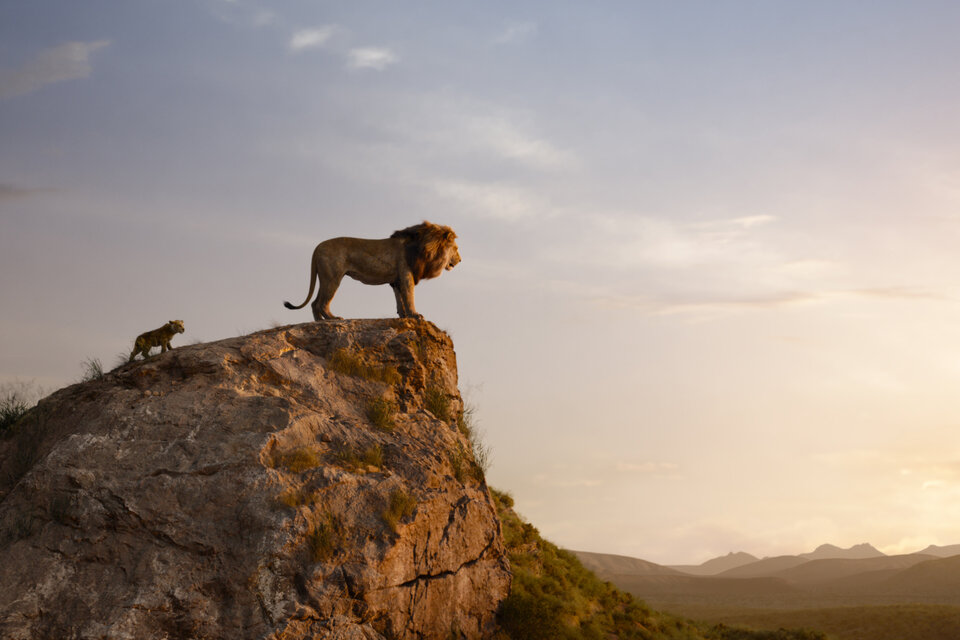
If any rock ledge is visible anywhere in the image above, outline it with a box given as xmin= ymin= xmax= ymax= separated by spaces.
xmin=0 ymin=319 xmax=509 ymax=639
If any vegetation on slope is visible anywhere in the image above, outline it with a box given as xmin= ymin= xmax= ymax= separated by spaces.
xmin=491 ymin=488 xmax=825 ymax=640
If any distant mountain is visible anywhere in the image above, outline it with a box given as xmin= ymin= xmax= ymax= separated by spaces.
xmin=877 ymin=554 xmax=960 ymax=601
xmin=717 ymin=555 xmax=809 ymax=578
xmin=572 ymin=550 xmax=683 ymax=578
xmin=915 ymin=543 xmax=960 ymax=558
xmin=670 ymin=551 xmax=759 ymax=576
xmin=799 ymin=543 xmax=884 ymax=560
xmin=773 ymin=554 xmax=935 ymax=586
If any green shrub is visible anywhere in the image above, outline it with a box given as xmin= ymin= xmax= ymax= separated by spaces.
xmin=366 ymin=397 xmax=396 ymax=431
xmin=382 ymin=488 xmax=417 ymax=534
xmin=328 ymin=348 xmax=401 ymax=385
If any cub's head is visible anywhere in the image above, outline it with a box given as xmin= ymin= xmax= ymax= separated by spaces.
xmin=168 ymin=320 xmax=185 ymax=334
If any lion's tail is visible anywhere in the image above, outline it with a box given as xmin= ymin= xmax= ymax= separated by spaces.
xmin=283 ymin=252 xmax=319 ymax=311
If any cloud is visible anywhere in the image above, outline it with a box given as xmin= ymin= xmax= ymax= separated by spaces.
xmin=0 ymin=41 xmax=110 ymax=100
xmin=347 ymin=47 xmax=399 ymax=71
xmin=464 ymin=115 xmax=575 ymax=169
xmin=289 ymin=26 xmax=338 ymax=52
xmin=493 ymin=21 xmax=538 ymax=45
xmin=430 ymin=179 xmax=554 ymax=221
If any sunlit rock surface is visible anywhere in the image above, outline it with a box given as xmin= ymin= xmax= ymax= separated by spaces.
xmin=0 ymin=319 xmax=508 ymax=639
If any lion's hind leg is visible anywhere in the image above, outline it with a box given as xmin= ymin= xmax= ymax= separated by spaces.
xmin=311 ymin=271 xmax=344 ymax=321
xmin=129 ymin=338 xmax=146 ymax=362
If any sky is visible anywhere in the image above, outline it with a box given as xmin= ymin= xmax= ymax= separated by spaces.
xmin=3 ymin=1 xmax=960 ymax=565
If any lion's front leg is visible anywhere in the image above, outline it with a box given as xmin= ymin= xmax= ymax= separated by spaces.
xmin=392 ymin=276 xmax=422 ymax=319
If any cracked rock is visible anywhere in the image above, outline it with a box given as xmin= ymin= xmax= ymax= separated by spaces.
xmin=0 ymin=319 xmax=510 ymax=639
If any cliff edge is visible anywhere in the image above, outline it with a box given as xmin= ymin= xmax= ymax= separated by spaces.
xmin=0 ymin=319 xmax=509 ymax=639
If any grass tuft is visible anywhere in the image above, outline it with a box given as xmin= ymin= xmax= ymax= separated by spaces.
xmin=457 ymin=403 xmax=491 ymax=477
xmin=424 ymin=379 xmax=450 ymax=421
xmin=336 ymin=443 xmax=384 ymax=471
xmin=366 ymin=397 xmax=396 ymax=431
xmin=307 ymin=512 xmax=341 ymax=562
xmin=0 ymin=391 xmax=30 ymax=434
xmin=328 ymin=348 xmax=401 ymax=385
xmin=271 ymin=447 xmax=323 ymax=473
xmin=276 ymin=487 xmax=309 ymax=508
xmin=79 ymin=357 xmax=104 ymax=382
xmin=382 ymin=488 xmax=417 ymax=534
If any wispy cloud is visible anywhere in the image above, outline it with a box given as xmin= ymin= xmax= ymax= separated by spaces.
xmin=289 ymin=26 xmax=338 ymax=52
xmin=0 ymin=41 xmax=110 ymax=100
xmin=464 ymin=115 xmax=575 ymax=169
xmin=493 ymin=21 xmax=538 ymax=45
xmin=430 ymin=179 xmax=554 ymax=221
xmin=347 ymin=47 xmax=399 ymax=71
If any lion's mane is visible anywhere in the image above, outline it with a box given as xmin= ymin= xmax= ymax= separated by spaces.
xmin=391 ymin=221 xmax=458 ymax=284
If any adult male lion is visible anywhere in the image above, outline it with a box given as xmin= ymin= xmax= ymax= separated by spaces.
xmin=283 ymin=221 xmax=460 ymax=320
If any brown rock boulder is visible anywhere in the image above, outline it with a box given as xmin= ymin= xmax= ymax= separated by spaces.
xmin=0 ymin=319 xmax=509 ymax=639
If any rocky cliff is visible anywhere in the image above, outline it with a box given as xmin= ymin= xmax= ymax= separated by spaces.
xmin=0 ymin=319 xmax=510 ymax=639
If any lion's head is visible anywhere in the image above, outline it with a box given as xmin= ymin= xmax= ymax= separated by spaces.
xmin=168 ymin=320 xmax=185 ymax=334
xmin=392 ymin=221 xmax=460 ymax=283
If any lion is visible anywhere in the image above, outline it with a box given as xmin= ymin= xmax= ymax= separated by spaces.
xmin=283 ymin=221 xmax=460 ymax=321
xmin=128 ymin=320 xmax=185 ymax=361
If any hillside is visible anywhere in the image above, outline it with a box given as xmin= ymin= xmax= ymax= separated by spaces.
xmin=574 ymin=550 xmax=685 ymax=577
xmin=670 ymin=552 xmax=760 ymax=576
xmin=492 ymin=491 xmax=824 ymax=640
xmin=0 ymin=320 xmax=507 ymax=639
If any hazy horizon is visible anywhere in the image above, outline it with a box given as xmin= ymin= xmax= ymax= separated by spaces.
xmin=4 ymin=1 xmax=960 ymax=566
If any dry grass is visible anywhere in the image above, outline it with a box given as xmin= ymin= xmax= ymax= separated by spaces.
xmin=327 ymin=348 xmax=401 ymax=385
xmin=366 ymin=397 xmax=396 ymax=431
xmin=276 ymin=487 xmax=310 ymax=508
xmin=271 ymin=447 xmax=323 ymax=473
xmin=336 ymin=443 xmax=384 ymax=471
xmin=424 ymin=379 xmax=450 ymax=421
xmin=307 ymin=512 xmax=341 ymax=562
xmin=382 ymin=488 xmax=417 ymax=534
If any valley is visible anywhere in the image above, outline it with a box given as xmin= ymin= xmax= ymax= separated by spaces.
xmin=573 ymin=544 xmax=960 ymax=640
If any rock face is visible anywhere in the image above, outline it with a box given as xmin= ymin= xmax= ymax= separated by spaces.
xmin=0 ymin=319 xmax=510 ymax=639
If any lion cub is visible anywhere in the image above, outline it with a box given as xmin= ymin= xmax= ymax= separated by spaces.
xmin=128 ymin=320 xmax=185 ymax=361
